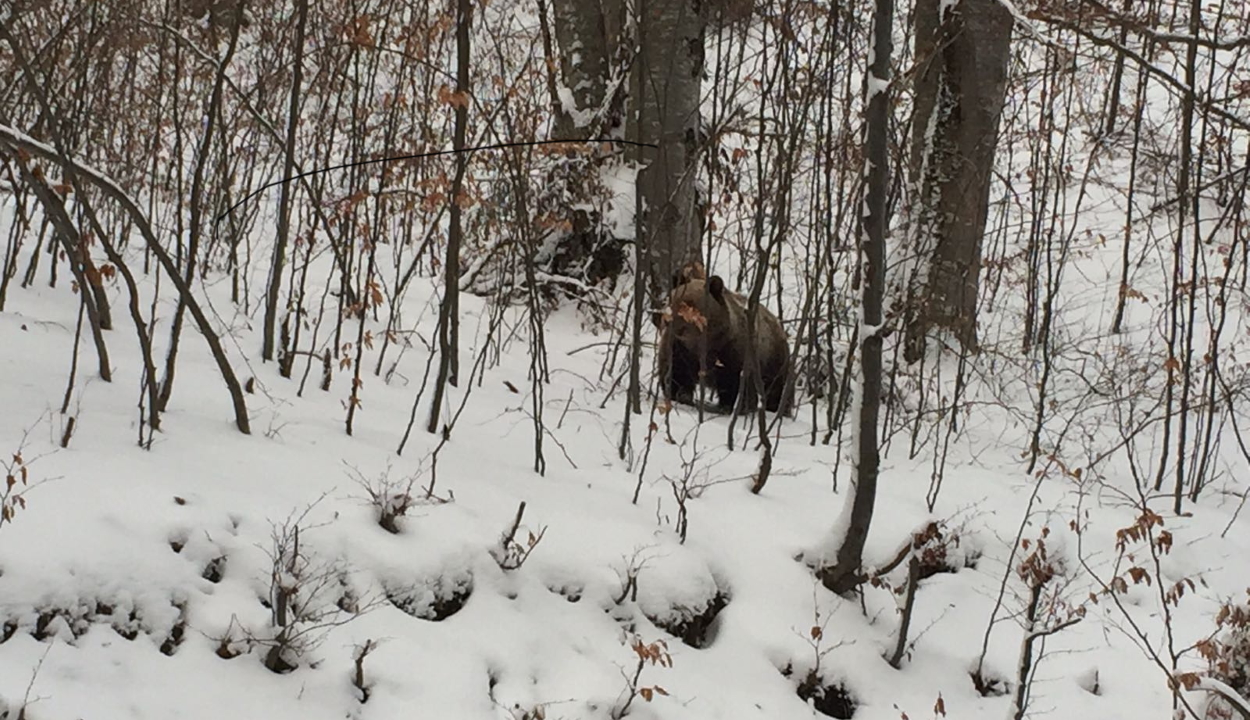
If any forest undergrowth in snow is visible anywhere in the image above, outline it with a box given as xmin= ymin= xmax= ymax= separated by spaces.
xmin=1 ymin=0 xmax=1250 ymax=718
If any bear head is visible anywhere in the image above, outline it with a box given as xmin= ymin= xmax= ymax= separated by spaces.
xmin=652 ymin=276 xmax=734 ymax=353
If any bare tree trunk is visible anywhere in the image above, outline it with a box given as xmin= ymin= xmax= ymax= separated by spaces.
xmin=15 ymin=163 xmax=113 ymax=383
xmin=540 ymin=0 xmax=630 ymax=296
xmin=157 ymin=1 xmax=245 ymax=412
xmin=903 ymin=0 xmax=1013 ymax=362
xmin=0 ymin=126 xmax=252 ymax=435
xmin=262 ymin=0 xmax=308 ymax=363
xmin=551 ymin=0 xmax=621 ymax=135
xmin=818 ymin=0 xmax=891 ymax=597
xmin=1169 ymin=0 xmax=1203 ymax=514
xmin=635 ymin=0 xmax=705 ymax=305
xmin=1101 ymin=0 xmax=1133 ymax=137
xmin=427 ymin=0 xmax=470 ymax=433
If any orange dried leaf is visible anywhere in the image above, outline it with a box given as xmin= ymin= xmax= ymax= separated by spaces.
xmin=675 ymin=303 xmax=707 ymax=331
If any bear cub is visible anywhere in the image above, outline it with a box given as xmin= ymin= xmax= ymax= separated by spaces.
xmin=652 ymin=268 xmax=794 ymax=415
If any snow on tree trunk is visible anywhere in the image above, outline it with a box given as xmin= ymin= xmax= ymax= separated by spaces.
xmin=902 ymin=0 xmax=1013 ymax=363
xmin=817 ymin=0 xmax=892 ymax=597
xmin=551 ymin=0 xmax=623 ymax=135
xmin=635 ymin=0 xmax=705 ymax=304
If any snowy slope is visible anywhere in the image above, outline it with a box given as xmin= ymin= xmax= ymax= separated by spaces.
xmin=0 ymin=226 xmax=1246 ymax=720
xmin=2 ymin=4 xmax=1250 ymax=720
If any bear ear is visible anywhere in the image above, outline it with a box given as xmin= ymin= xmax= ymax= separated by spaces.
xmin=708 ymin=275 xmax=726 ymax=304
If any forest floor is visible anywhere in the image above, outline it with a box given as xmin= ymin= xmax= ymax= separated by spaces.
xmin=0 ymin=222 xmax=1247 ymax=720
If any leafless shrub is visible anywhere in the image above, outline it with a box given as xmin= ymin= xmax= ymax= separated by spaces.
xmin=346 ymin=461 xmax=448 ymax=535
xmin=490 ymin=501 xmax=547 ymax=571
xmin=249 ymin=499 xmax=380 ymax=673
xmin=352 ymin=638 xmax=379 ymax=704
xmin=613 ymin=546 xmax=657 ymax=606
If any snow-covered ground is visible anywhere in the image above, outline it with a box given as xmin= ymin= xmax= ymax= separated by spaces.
xmin=2 ymin=4 xmax=1250 ymax=720
xmin=0 ymin=218 xmax=1247 ymax=720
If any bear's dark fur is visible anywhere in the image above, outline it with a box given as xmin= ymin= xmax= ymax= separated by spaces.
xmin=653 ymin=272 xmax=794 ymax=415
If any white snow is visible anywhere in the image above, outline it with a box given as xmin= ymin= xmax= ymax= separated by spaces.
xmin=2 ymin=5 xmax=1250 ymax=720
xmin=556 ymin=83 xmax=596 ymax=129
xmin=864 ymin=75 xmax=890 ymax=104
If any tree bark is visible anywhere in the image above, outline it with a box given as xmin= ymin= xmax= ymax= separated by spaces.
xmin=0 ymin=125 xmax=252 ymax=434
xmin=262 ymin=0 xmax=308 ymax=363
xmin=551 ymin=0 xmax=623 ymax=135
xmin=427 ymin=0 xmax=471 ymax=432
xmin=16 ymin=163 xmax=113 ymax=384
xmin=818 ymin=0 xmax=892 ymax=597
xmin=904 ymin=0 xmax=1013 ymax=362
xmin=157 ymin=0 xmax=245 ymax=412
xmin=635 ymin=0 xmax=705 ymax=305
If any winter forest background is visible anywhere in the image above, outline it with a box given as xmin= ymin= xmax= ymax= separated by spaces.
xmin=0 ymin=0 xmax=1249 ymax=718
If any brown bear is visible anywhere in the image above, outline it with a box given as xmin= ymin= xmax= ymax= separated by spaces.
xmin=653 ymin=271 xmax=794 ymax=415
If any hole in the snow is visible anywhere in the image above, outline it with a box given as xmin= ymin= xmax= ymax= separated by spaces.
xmin=426 ymin=585 xmax=471 ymax=620
xmin=202 ymin=556 xmax=226 ymax=583
xmin=33 ymin=610 xmax=59 ymax=640
xmin=387 ymin=573 xmax=473 ymax=621
xmin=338 ymin=575 xmax=360 ymax=614
xmin=646 ymin=589 xmax=730 ymax=649
xmin=216 ymin=636 xmax=242 ymax=660
xmin=169 ymin=539 xmax=185 ymax=554
xmin=160 ymin=620 xmax=186 ymax=656
xmin=971 ymin=668 xmax=1010 ymax=697
xmin=1076 ymin=667 xmax=1101 ymax=696
xmin=1 ymin=620 xmax=16 ymax=643
xmin=111 ymin=608 xmax=141 ymax=641
xmin=550 ymin=584 xmax=582 ymax=603
xmin=264 ymin=646 xmax=298 ymax=674
xmin=786 ymin=666 xmax=857 ymax=719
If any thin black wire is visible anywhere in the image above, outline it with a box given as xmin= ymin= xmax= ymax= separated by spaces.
xmin=215 ymin=137 xmax=657 ymax=226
